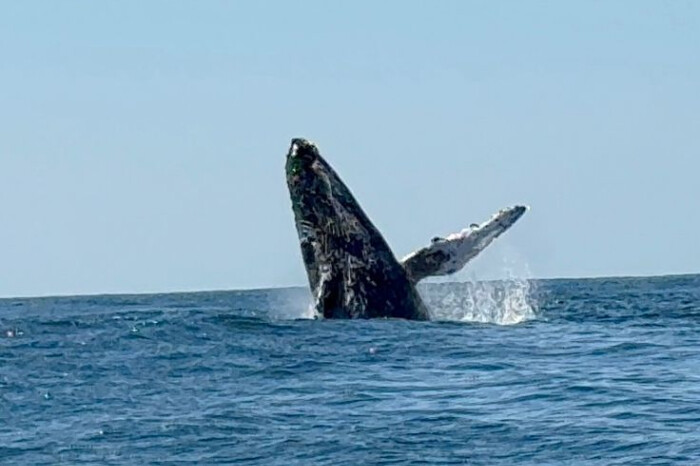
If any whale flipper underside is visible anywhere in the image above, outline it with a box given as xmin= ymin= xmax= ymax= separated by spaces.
xmin=401 ymin=205 xmax=528 ymax=283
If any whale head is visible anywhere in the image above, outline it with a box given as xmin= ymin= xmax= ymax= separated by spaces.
xmin=285 ymin=139 xmax=346 ymax=247
xmin=286 ymin=138 xmax=329 ymax=227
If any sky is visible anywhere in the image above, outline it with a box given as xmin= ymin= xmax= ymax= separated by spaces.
xmin=1 ymin=1 xmax=698 ymax=298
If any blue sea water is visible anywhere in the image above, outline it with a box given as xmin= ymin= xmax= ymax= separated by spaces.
xmin=1 ymin=275 xmax=699 ymax=465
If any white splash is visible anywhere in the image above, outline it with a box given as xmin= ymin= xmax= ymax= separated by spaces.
xmin=420 ymin=250 xmax=537 ymax=325
xmin=269 ymin=287 xmax=316 ymax=320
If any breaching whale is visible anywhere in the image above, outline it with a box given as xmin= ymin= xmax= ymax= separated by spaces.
xmin=286 ymin=138 xmax=527 ymax=320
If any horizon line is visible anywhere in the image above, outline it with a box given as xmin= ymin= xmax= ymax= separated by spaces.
xmin=0 ymin=271 xmax=697 ymax=301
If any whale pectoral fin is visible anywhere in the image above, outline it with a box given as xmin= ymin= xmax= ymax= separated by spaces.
xmin=401 ymin=205 xmax=528 ymax=283
xmin=400 ymin=247 xmax=453 ymax=283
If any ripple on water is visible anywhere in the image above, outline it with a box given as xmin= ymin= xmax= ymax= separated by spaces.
xmin=0 ymin=277 xmax=699 ymax=464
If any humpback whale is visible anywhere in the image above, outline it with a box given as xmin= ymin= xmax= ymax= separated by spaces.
xmin=286 ymin=138 xmax=527 ymax=320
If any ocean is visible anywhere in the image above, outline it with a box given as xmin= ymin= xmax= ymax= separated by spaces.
xmin=1 ymin=275 xmax=699 ymax=465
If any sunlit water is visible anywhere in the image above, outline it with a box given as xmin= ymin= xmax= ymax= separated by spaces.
xmin=2 ymin=275 xmax=700 ymax=464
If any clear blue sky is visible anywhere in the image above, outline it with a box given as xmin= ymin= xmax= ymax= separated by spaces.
xmin=1 ymin=1 xmax=698 ymax=297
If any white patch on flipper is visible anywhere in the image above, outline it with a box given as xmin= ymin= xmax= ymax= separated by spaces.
xmin=401 ymin=205 xmax=528 ymax=279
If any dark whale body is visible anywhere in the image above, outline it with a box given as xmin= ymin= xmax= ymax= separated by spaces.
xmin=285 ymin=138 xmax=527 ymax=320
xmin=286 ymin=138 xmax=429 ymax=319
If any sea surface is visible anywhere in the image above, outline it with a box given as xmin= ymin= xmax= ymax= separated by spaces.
xmin=1 ymin=275 xmax=699 ymax=465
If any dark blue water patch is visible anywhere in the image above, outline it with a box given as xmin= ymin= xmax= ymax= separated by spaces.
xmin=1 ymin=276 xmax=700 ymax=465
